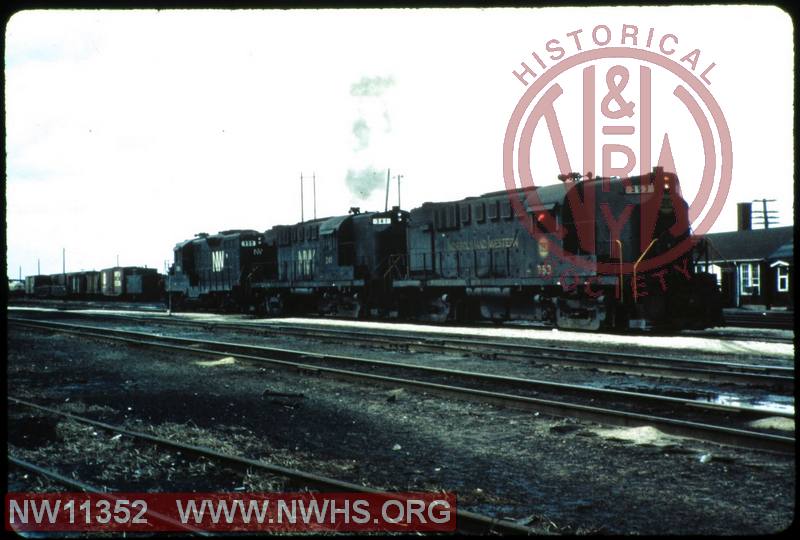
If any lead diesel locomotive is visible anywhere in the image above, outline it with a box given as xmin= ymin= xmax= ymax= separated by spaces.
xmin=166 ymin=167 xmax=722 ymax=330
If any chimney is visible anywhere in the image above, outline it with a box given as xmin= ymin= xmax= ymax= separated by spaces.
xmin=737 ymin=202 xmax=752 ymax=231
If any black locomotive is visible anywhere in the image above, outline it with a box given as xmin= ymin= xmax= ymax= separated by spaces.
xmin=393 ymin=167 xmax=721 ymax=330
xmin=165 ymin=229 xmax=269 ymax=310
xmin=165 ymin=167 xmax=722 ymax=330
xmin=167 ymin=208 xmax=409 ymax=318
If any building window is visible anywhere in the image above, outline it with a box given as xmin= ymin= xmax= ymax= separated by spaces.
xmin=739 ymin=263 xmax=760 ymax=296
xmin=777 ymin=266 xmax=789 ymax=292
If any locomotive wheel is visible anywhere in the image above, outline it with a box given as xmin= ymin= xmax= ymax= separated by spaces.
xmin=266 ymin=294 xmax=285 ymax=316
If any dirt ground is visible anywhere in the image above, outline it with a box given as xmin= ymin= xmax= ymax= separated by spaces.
xmin=6 ymin=326 xmax=795 ymax=534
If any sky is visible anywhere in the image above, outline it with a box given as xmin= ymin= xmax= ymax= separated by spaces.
xmin=4 ymin=6 xmax=795 ymax=278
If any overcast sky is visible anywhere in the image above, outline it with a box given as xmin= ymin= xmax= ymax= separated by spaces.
xmin=5 ymin=6 xmax=794 ymax=278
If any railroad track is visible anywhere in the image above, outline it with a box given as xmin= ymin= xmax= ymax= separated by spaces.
xmin=684 ymin=330 xmax=794 ymax=345
xmin=7 ymin=397 xmax=539 ymax=535
xmin=7 ymin=454 xmax=210 ymax=535
xmin=10 ymin=318 xmax=795 ymax=453
xmin=10 ymin=299 xmax=796 ymax=336
xmin=10 ymin=309 xmax=794 ymax=390
xmin=723 ymin=311 xmax=795 ymax=330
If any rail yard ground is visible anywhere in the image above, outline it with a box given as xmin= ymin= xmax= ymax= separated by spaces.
xmin=6 ymin=308 xmax=796 ymax=535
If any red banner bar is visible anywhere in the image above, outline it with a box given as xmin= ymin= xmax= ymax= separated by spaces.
xmin=5 ymin=492 xmax=457 ymax=532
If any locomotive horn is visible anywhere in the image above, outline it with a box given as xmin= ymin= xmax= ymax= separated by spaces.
xmin=558 ymin=172 xmax=587 ymax=182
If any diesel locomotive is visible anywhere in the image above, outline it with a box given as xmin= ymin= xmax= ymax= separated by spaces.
xmin=392 ymin=167 xmax=721 ymax=330
xmin=164 ymin=167 xmax=722 ymax=330
xmin=166 ymin=208 xmax=409 ymax=318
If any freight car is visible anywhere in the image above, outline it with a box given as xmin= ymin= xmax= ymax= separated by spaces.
xmin=24 ymin=275 xmax=65 ymax=297
xmin=22 ymin=267 xmax=162 ymax=301
xmin=100 ymin=267 xmax=161 ymax=300
xmin=8 ymin=280 xmax=25 ymax=297
xmin=66 ymin=272 xmax=87 ymax=296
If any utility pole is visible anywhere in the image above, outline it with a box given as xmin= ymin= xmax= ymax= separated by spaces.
xmin=396 ymin=174 xmax=403 ymax=209
xmin=62 ymin=248 xmax=66 ymax=275
xmin=385 ymin=168 xmax=391 ymax=211
xmin=165 ymin=259 xmax=172 ymax=315
xmin=300 ymin=172 xmax=305 ymax=223
xmin=38 ymin=259 xmax=40 ymax=275
xmin=300 ymin=172 xmax=318 ymax=222
xmin=116 ymin=254 xmax=120 ymax=267
xmin=751 ymin=198 xmax=778 ymax=229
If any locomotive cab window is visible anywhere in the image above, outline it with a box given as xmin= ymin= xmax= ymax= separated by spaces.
xmin=487 ymin=200 xmax=499 ymax=221
xmin=475 ymin=203 xmax=486 ymax=223
xmin=501 ymin=200 xmax=513 ymax=220
xmin=460 ymin=204 xmax=471 ymax=224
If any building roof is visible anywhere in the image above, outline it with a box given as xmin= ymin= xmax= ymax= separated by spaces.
xmin=768 ymin=241 xmax=793 ymax=262
xmin=701 ymin=226 xmax=794 ymax=263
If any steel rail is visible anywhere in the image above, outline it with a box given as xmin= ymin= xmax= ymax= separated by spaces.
xmin=10 ymin=299 xmax=795 ymax=332
xmin=10 ymin=309 xmax=794 ymax=388
xmin=8 ymin=397 xmax=540 ymax=535
xmin=680 ymin=330 xmax=794 ymax=345
xmin=10 ymin=317 xmax=793 ymax=421
xmin=7 ymin=455 xmax=210 ymax=535
xmin=723 ymin=312 xmax=795 ymax=330
xmin=10 ymin=318 xmax=795 ymax=452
